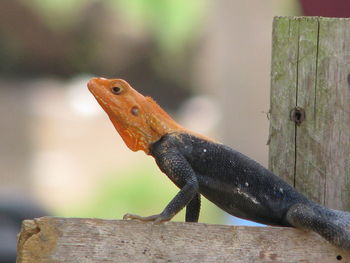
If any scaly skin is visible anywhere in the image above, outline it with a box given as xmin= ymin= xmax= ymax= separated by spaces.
xmin=88 ymin=77 xmax=350 ymax=250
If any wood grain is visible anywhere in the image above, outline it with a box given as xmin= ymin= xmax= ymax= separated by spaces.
xmin=269 ymin=17 xmax=350 ymax=210
xmin=16 ymin=217 xmax=349 ymax=263
xmin=269 ymin=17 xmax=298 ymax=186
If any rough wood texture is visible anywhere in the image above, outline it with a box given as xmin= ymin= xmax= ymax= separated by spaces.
xmin=269 ymin=17 xmax=350 ymax=210
xmin=16 ymin=217 xmax=349 ymax=263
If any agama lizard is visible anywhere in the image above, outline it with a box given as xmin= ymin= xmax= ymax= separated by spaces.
xmin=88 ymin=77 xmax=350 ymax=250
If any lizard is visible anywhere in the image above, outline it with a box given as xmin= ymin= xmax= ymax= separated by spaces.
xmin=87 ymin=77 xmax=350 ymax=250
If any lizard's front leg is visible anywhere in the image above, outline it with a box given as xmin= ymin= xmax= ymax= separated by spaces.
xmin=123 ymin=151 xmax=199 ymax=223
xmin=185 ymin=194 xmax=201 ymax=222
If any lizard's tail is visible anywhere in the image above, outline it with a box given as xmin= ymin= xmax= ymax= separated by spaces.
xmin=286 ymin=203 xmax=350 ymax=250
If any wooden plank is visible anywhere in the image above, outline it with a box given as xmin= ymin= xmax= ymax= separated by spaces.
xmin=269 ymin=17 xmax=350 ymax=210
xmin=295 ymin=17 xmax=325 ymax=205
xmin=269 ymin=17 xmax=299 ymax=186
xmin=17 ymin=217 xmax=349 ymax=263
xmin=315 ymin=18 xmax=350 ymax=210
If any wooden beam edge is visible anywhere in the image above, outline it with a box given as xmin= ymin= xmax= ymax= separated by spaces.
xmin=16 ymin=217 xmax=349 ymax=263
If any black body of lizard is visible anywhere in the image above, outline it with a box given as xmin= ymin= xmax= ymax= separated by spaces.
xmin=148 ymin=132 xmax=350 ymax=250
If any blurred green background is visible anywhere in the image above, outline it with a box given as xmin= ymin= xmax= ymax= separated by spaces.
xmin=0 ymin=0 xmax=301 ymax=228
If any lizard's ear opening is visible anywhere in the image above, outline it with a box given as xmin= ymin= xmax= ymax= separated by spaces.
xmin=130 ymin=106 xmax=140 ymax=116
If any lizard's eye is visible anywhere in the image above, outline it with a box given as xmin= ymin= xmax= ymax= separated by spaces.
xmin=111 ymin=86 xmax=123 ymax=95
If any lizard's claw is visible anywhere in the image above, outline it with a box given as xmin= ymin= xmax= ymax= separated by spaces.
xmin=123 ymin=213 xmax=171 ymax=223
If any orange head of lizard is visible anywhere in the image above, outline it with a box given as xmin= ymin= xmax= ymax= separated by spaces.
xmin=87 ymin=78 xmax=185 ymax=153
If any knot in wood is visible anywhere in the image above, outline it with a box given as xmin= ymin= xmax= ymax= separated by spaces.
xmin=290 ymin=107 xmax=305 ymax=125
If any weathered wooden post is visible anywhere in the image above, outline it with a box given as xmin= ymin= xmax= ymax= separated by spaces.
xmin=17 ymin=17 xmax=350 ymax=262
xmin=16 ymin=217 xmax=348 ymax=262
xmin=269 ymin=16 xmax=350 ymax=210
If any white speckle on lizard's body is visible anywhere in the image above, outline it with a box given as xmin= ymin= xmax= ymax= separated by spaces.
xmin=235 ymin=187 xmax=260 ymax=205
xmin=203 ymin=148 xmax=207 ymax=153
xmin=279 ymin=188 xmax=284 ymax=193
xmin=245 ymin=182 xmax=249 ymax=187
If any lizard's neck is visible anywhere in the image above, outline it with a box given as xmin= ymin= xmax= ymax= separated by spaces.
xmin=142 ymin=97 xmax=216 ymax=150
xmin=109 ymin=97 xmax=186 ymax=154
xmin=144 ymin=97 xmax=186 ymax=136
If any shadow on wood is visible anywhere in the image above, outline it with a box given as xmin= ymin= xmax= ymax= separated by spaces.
xmin=17 ymin=217 xmax=348 ymax=263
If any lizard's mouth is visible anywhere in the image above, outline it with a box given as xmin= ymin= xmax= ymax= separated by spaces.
xmin=87 ymin=78 xmax=104 ymax=94
xmin=87 ymin=78 xmax=115 ymax=111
